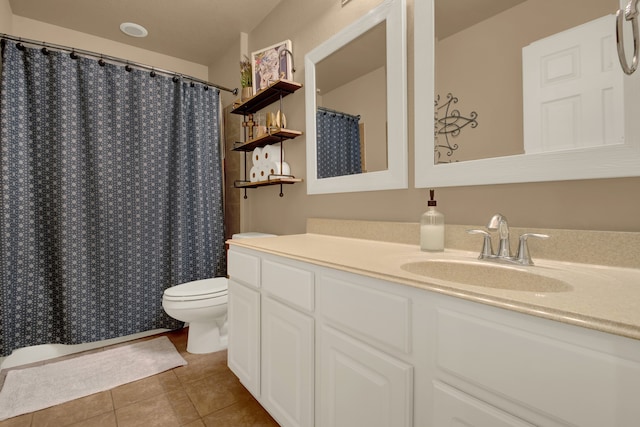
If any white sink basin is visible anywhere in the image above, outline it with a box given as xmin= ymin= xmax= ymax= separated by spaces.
xmin=400 ymin=259 xmax=572 ymax=293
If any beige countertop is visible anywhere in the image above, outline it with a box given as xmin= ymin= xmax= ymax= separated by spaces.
xmin=229 ymin=233 xmax=640 ymax=341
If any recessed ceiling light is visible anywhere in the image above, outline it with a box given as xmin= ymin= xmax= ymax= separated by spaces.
xmin=120 ymin=22 xmax=148 ymax=38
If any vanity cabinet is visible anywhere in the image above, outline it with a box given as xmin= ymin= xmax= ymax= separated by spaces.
xmin=227 ymin=245 xmax=640 ymax=427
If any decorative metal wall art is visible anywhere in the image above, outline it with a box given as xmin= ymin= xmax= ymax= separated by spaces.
xmin=434 ymin=93 xmax=478 ymax=163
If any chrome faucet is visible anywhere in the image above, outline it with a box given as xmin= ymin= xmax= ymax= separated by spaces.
xmin=467 ymin=213 xmax=549 ymax=266
xmin=487 ymin=213 xmax=511 ymax=258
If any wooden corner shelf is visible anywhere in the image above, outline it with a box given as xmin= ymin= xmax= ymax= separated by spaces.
xmin=233 ymin=129 xmax=303 ymax=152
xmin=231 ymin=80 xmax=303 ymax=115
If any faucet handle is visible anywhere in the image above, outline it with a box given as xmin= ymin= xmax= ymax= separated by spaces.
xmin=516 ymin=233 xmax=550 ymax=265
xmin=467 ymin=229 xmax=494 ymax=259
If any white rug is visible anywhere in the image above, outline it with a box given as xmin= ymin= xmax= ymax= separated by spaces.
xmin=0 ymin=336 xmax=187 ymax=421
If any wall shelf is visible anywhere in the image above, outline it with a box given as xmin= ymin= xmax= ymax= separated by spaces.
xmin=231 ymin=80 xmax=302 ymax=115
xmin=234 ymin=177 xmax=303 ymax=189
xmin=235 ymin=177 xmax=303 ymax=197
xmin=233 ymin=129 xmax=303 ymax=152
xmin=232 ymin=79 xmax=303 ymax=198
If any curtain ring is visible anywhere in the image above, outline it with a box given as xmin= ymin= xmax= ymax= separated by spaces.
xmin=125 ymin=64 xmax=132 ymax=72
xmin=616 ymin=0 xmax=640 ymax=75
xmin=190 ymin=81 xmax=195 ymax=88
xmin=41 ymin=46 xmax=49 ymax=55
xmin=98 ymin=56 xmax=106 ymax=66
xmin=70 ymin=50 xmax=78 ymax=59
xmin=150 ymin=69 xmax=156 ymax=77
xmin=16 ymin=42 xmax=25 ymax=51
xmin=172 ymin=75 xmax=180 ymax=83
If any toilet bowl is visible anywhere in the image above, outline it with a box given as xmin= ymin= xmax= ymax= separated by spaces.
xmin=162 ymin=277 xmax=229 ymax=354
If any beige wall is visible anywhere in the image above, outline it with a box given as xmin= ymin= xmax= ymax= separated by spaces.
xmin=222 ymin=0 xmax=640 ymax=235
xmin=207 ymin=35 xmax=243 ymax=108
xmin=8 ymin=15 xmax=207 ymax=79
xmin=0 ymin=0 xmax=12 ymax=33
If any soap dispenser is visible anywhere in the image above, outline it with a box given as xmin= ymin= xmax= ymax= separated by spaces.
xmin=420 ymin=189 xmax=445 ymax=252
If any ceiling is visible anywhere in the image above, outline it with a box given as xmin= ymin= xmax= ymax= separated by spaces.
xmin=8 ymin=0 xmax=283 ymax=65
xmin=8 ymin=0 xmax=526 ymax=66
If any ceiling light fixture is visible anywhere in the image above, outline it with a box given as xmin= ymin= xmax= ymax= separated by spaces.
xmin=120 ymin=22 xmax=148 ymax=38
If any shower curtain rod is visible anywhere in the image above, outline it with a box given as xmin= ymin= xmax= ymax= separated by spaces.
xmin=317 ymin=106 xmax=361 ymax=120
xmin=0 ymin=33 xmax=238 ymax=95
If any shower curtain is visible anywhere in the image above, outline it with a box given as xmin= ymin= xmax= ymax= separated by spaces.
xmin=0 ymin=40 xmax=226 ymax=357
xmin=316 ymin=107 xmax=362 ymax=178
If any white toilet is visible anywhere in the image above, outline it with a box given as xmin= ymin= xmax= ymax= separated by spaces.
xmin=162 ymin=232 xmax=276 ymax=354
xmin=162 ymin=277 xmax=229 ymax=354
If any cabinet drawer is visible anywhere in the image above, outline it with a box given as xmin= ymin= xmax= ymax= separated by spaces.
xmin=433 ymin=381 xmax=535 ymax=427
xmin=436 ymin=308 xmax=640 ymax=427
xmin=228 ymin=249 xmax=260 ymax=288
xmin=319 ymin=274 xmax=411 ymax=354
xmin=262 ymin=259 xmax=314 ymax=312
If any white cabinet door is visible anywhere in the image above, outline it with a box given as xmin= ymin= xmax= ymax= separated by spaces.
xmin=318 ymin=325 xmax=413 ymax=427
xmin=262 ymin=297 xmax=314 ymax=427
xmin=227 ymin=279 xmax=261 ymax=397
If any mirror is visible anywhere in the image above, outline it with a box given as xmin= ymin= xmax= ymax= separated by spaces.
xmin=415 ymin=0 xmax=640 ymax=188
xmin=315 ymin=21 xmax=387 ymax=178
xmin=305 ymin=0 xmax=407 ymax=194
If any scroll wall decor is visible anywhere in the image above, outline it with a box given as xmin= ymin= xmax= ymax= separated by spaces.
xmin=434 ymin=93 xmax=478 ymax=163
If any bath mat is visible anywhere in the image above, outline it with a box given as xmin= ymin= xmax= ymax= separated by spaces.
xmin=0 ymin=336 xmax=187 ymax=421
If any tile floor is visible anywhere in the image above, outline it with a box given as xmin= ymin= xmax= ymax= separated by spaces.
xmin=0 ymin=328 xmax=279 ymax=427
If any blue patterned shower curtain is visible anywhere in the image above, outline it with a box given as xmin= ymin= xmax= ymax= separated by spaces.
xmin=0 ymin=40 xmax=226 ymax=356
xmin=316 ymin=107 xmax=362 ymax=178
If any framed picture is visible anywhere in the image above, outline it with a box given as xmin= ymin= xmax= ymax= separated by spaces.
xmin=251 ymin=40 xmax=293 ymax=94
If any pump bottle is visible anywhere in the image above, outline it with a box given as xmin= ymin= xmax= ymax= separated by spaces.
xmin=420 ymin=189 xmax=445 ymax=252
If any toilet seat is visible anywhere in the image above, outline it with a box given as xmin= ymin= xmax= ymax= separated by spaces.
xmin=163 ymin=278 xmax=228 ymax=302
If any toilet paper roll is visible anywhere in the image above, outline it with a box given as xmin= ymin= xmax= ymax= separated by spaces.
xmin=258 ymin=165 xmax=270 ymax=182
xmin=265 ymin=161 xmax=291 ymax=177
xmin=263 ymin=143 xmax=284 ymax=164
xmin=252 ymin=147 xmax=263 ymax=166
xmin=249 ymin=165 xmax=260 ymax=183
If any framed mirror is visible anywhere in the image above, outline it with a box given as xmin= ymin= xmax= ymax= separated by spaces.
xmin=305 ymin=0 xmax=407 ymax=194
xmin=415 ymin=0 xmax=640 ymax=188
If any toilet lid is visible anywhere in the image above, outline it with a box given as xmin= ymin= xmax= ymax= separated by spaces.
xmin=164 ymin=277 xmax=228 ymax=300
